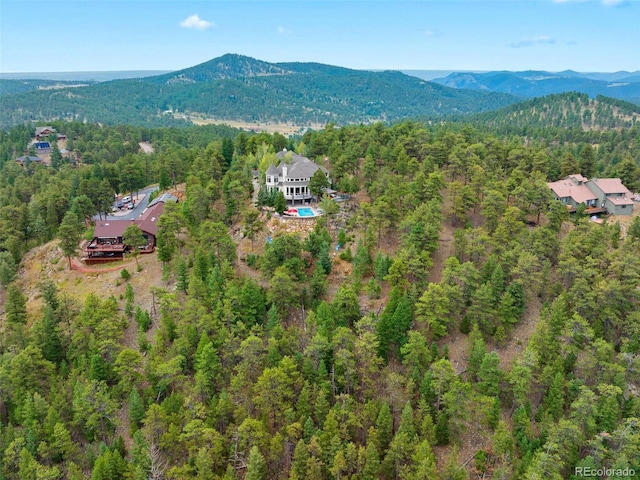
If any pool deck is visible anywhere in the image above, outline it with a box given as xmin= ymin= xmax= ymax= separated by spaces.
xmin=283 ymin=207 xmax=323 ymax=218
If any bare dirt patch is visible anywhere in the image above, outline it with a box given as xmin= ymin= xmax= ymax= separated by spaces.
xmin=15 ymin=240 xmax=167 ymax=332
xmin=139 ymin=141 xmax=154 ymax=154
xmin=185 ymin=116 xmax=323 ymax=135
xmin=495 ymin=295 xmax=543 ymax=370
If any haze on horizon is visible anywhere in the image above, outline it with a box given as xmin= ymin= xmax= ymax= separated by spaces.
xmin=1 ymin=0 xmax=638 ymax=75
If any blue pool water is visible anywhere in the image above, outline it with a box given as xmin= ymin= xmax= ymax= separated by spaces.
xmin=297 ymin=207 xmax=315 ymax=217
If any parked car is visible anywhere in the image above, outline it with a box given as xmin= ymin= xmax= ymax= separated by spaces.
xmin=121 ymin=195 xmax=131 ymax=204
xmin=126 ymin=202 xmax=134 ymax=210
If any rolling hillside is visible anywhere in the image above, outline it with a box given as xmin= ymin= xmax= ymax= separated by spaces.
xmin=469 ymin=92 xmax=640 ymax=130
xmin=0 ymin=54 xmax=519 ymax=128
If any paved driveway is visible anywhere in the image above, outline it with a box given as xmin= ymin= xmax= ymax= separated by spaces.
xmin=98 ymin=185 xmax=159 ymax=221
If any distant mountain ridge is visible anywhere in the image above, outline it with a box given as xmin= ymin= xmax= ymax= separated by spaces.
xmin=0 ymin=71 xmax=172 ymax=82
xmin=432 ymin=70 xmax=640 ymax=104
xmin=2 ymin=54 xmax=639 ymax=129
xmin=0 ymin=54 xmax=519 ymax=128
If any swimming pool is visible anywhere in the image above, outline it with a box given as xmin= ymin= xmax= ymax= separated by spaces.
xmin=297 ymin=207 xmax=315 ymax=217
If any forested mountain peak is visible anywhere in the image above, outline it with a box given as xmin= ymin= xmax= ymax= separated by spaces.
xmin=148 ymin=53 xmax=294 ymax=84
xmin=472 ymin=92 xmax=640 ymax=130
xmin=0 ymin=55 xmax=520 ymax=128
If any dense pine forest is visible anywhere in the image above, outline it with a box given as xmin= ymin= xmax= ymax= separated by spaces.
xmin=1 ymin=117 xmax=640 ymax=479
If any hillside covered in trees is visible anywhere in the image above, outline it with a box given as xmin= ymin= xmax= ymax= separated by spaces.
xmin=0 ymin=54 xmax=519 ymax=128
xmin=1 ymin=116 xmax=640 ymax=479
xmin=470 ymin=92 xmax=640 ymax=132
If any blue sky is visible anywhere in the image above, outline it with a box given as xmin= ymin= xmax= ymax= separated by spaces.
xmin=1 ymin=0 xmax=638 ymax=73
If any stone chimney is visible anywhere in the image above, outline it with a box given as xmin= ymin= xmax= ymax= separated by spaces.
xmin=282 ymin=165 xmax=287 ymax=181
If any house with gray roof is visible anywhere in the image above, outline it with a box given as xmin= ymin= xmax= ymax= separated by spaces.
xmin=265 ymin=149 xmax=330 ymax=204
xmin=16 ymin=155 xmax=44 ymax=166
xmin=147 ymin=192 xmax=179 ymax=209
xmin=35 ymin=126 xmax=55 ymax=139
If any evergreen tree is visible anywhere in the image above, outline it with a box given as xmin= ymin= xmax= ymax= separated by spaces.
xmin=361 ymin=440 xmax=380 ymax=480
xmin=40 ymin=306 xmax=63 ymax=364
xmin=0 ymin=251 xmax=18 ymax=287
xmin=58 ymin=211 xmax=83 ymax=269
xmin=274 ymin=191 xmax=287 ymax=214
xmin=6 ymin=282 xmax=27 ymax=324
xmin=578 ymin=144 xmax=596 ymax=178
xmin=245 ymin=446 xmax=267 ymax=480
xmin=129 ymin=389 xmax=145 ymax=433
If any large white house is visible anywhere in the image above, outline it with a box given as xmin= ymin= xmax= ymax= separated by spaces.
xmin=265 ymin=150 xmax=330 ymax=203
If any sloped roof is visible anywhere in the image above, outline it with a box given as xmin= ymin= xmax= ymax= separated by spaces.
xmin=547 ymin=180 xmax=597 ymax=203
xmin=35 ymin=126 xmax=54 ymax=136
xmin=591 ymin=178 xmax=631 ymax=195
xmin=607 ymin=196 xmax=634 ymax=206
xmin=268 ymin=149 xmax=328 ymax=179
xmin=567 ymin=173 xmax=588 ymax=184
xmin=136 ymin=203 xmax=164 ymax=237
xmin=275 ymin=150 xmax=310 ymax=163
xmin=288 ymin=158 xmax=328 ymax=178
xmin=16 ymin=155 xmax=43 ymax=163
xmin=94 ymin=202 xmax=166 ymax=239
xmin=94 ymin=220 xmax=132 ymax=238
xmin=147 ymin=192 xmax=178 ymax=209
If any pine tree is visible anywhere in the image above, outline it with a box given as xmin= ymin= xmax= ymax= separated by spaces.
xmin=361 ymin=440 xmax=380 ymax=480
xmin=274 ymin=191 xmax=287 ymax=214
xmin=411 ymin=439 xmax=438 ymax=479
xmin=287 ymin=439 xmax=307 ymax=480
xmin=245 ymin=446 xmax=267 ymax=480
xmin=579 ymin=144 xmax=596 ymax=178
xmin=442 ymin=445 xmax=468 ymax=480
xmin=41 ymin=305 xmax=63 ymax=364
xmin=477 ymin=352 xmax=502 ymax=397
xmin=0 ymin=251 xmax=18 ymax=287
xmin=58 ymin=211 xmax=82 ymax=269
xmin=129 ymin=389 xmax=145 ymax=433
xmin=176 ymin=257 xmax=188 ymax=293
xmin=374 ymin=403 xmax=393 ymax=452
xmin=6 ymin=282 xmax=27 ymax=324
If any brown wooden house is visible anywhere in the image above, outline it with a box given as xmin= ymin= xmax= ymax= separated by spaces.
xmin=83 ymin=196 xmax=175 ymax=263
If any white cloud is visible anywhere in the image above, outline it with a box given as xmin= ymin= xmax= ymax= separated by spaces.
xmin=509 ymin=35 xmax=557 ymax=48
xmin=278 ymin=26 xmax=292 ymax=35
xmin=180 ymin=14 xmax=213 ymax=30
